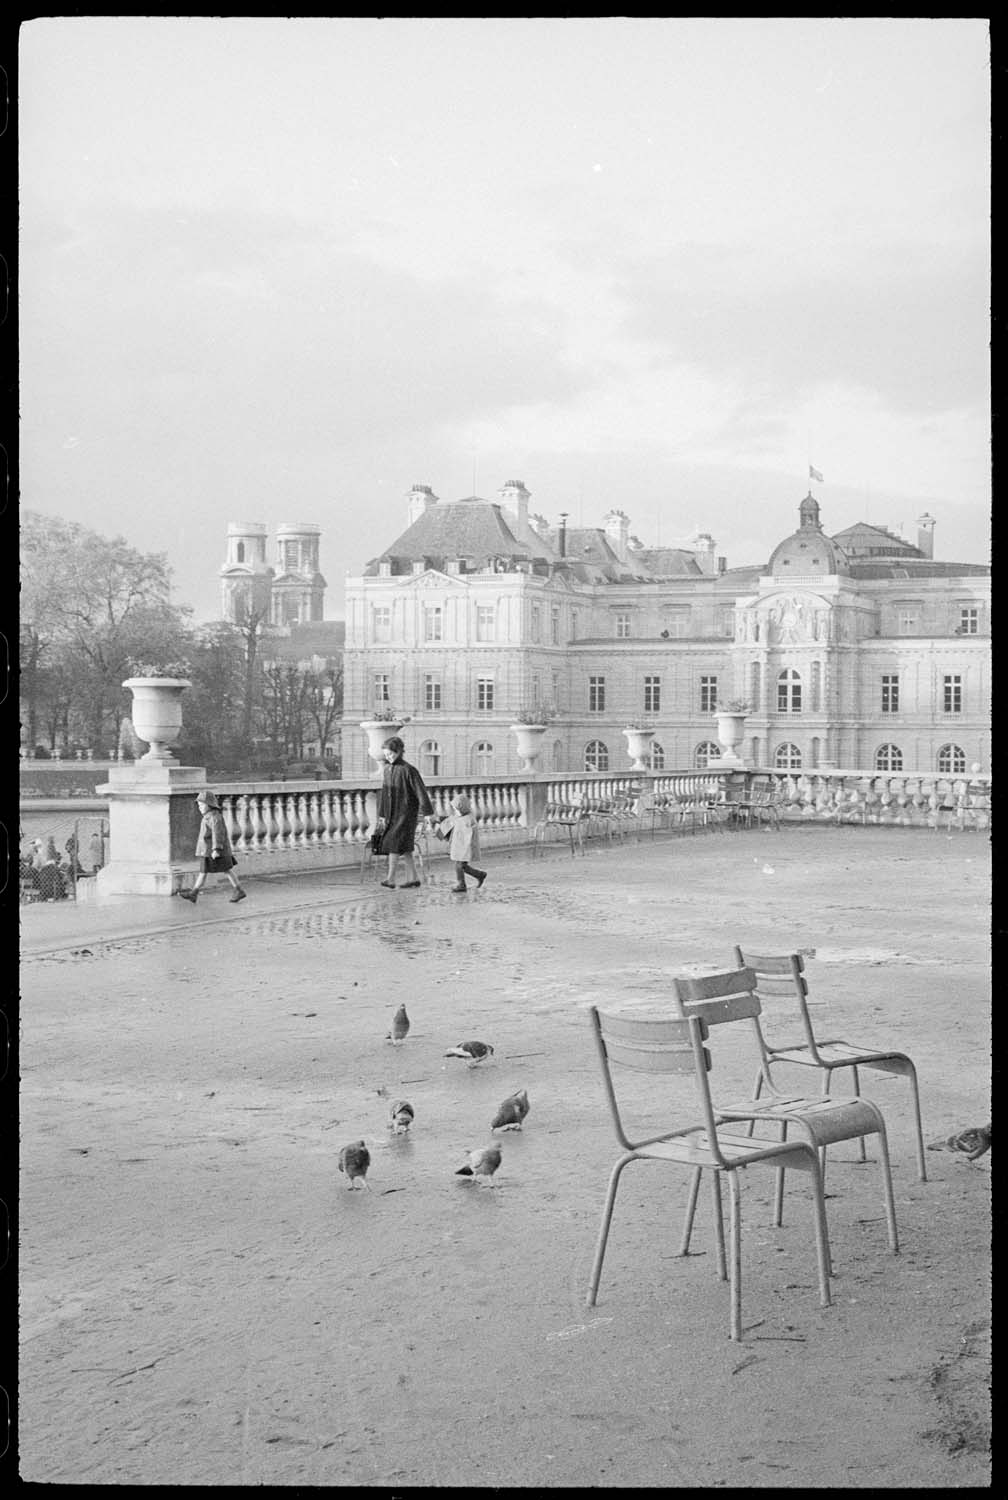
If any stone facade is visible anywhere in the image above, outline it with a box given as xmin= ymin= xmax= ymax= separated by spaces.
xmin=338 ymin=482 xmax=989 ymax=778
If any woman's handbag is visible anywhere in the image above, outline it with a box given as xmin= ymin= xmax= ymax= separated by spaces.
xmin=369 ymin=831 xmax=384 ymax=855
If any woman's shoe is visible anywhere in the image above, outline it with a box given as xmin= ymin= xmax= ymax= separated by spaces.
xmin=379 ymin=880 xmax=397 ymax=888
xmin=451 ymin=884 xmax=467 ymax=893
xmin=402 ymin=880 xmax=421 ymax=888
xmin=179 ymin=890 xmax=198 ymax=903
xmin=229 ymin=888 xmax=247 ymax=903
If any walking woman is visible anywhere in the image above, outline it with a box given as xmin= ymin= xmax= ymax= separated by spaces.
xmin=179 ymin=791 xmax=247 ymax=903
xmin=376 ymin=736 xmax=433 ymax=889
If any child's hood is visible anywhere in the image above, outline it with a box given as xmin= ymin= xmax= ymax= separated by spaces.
xmin=450 ymin=793 xmax=472 ymax=816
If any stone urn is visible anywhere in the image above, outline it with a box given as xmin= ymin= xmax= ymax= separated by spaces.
xmin=622 ymin=726 xmax=656 ymax=772
xmin=714 ymin=710 xmax=748 ymax=768
xmin=123 ymin=678 xmax=191 ymax=763
xmin=510 ymin=722 xmax=548 ymax=773
xmin=360 ymin=719 xmax=406 ymax=777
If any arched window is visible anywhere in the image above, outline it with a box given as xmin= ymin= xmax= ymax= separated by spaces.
xmin=773 ymin=743 xmax=802 ymax=770
xmin=649 ymin=741 xmax=666 ymax=771
xmin=236 ymin=541 xmax=245 ymax=563
xmin=584 ymin=739 xmax=609 ymax=773
xmin=875 ymin=744 xmax=903 ymax=771
xmin=419 ymin=740 xmax=441 ymax=777
xmin=777 ymin=669 xmax=802 ymax=713
xmin=471 ymin=741 xmax=494 ymax=776
xmin=551 ymin=739 xmax=564 ymax=772
xmin=936 ymin=744 xmax=966 ymax=774
xmin=694 ymin=741 xmax=720 ymax=768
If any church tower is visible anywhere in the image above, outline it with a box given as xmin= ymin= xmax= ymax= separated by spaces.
xmin=220 ymin=522 xmax=274 ymax=623
xmin=270 ymin=523 xmax=326 ymax=626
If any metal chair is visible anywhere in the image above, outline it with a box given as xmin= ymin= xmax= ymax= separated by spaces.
xmin=359 ymin=824 xmax=430 ymax=884
xmin=532 ymin=797 xmax=587 ymax=857
xmin=672 ymin=969 xmax=900 ymax=1260
xmin=587 ymin=998 xmax=832 ymax=1341
xmin=733 ymin=948 xmax=927 ymax=1182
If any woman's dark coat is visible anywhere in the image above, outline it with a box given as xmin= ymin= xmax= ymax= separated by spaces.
xmin=378 ymin=757 xmax=433 ymax=854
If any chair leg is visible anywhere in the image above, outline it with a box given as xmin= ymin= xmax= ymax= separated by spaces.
xmin=850 ymin=1065 xmax=868 ymax=1162
xmin=873 ymin=1120 xmax=900 ymax=1255
xmin=819 ymin=1068 xmax=832 ymax=1189
xmin=679 ymin=1165 xmax=703 ymax=1257
xmin=586 ymin=1154 xmax=635 ymax=1306
xmin=773 ymin=1119 xmax=788 ymax=1227
xmin=726 ymin=1170 xmax=743 ymax=1342
xmin=745 ymin=1067 xmax=764 ymax=1139
xmin=906 ymin=1063 xmax=927 ymax=1183
xmin=711 ymin=1171 xmax=727 ymax=1281
xmin=807 ymin=1152 xmax=834 ymax=1301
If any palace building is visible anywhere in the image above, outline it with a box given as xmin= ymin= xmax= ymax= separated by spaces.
xmin=333 ymin=479 xmax=990 ymax=780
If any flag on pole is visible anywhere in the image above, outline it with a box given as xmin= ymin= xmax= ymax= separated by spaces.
xmin=809 ymin=464 xmax=824 ymax=483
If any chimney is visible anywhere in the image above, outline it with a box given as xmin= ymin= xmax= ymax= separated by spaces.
xmin=407 ymin=483 xmax=438 ymax=525
xmin=603 ymin=509 xmax=630 ymax=562
xmin=558 ymin=513 xmax=568 ymax=558
xmin=916 ymin=512 xmax=935 ymax=559
xmin=499 ymin=479 xmax=530 ymax=534
xmin=692 ymin=531 xmax=717 ymax=576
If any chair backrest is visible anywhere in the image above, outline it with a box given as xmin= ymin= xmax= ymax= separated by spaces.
xmin=732 ymin=947 xmax=821 ymax=1059
xmin=672 ymin=965 xmax=776 ymax=1089
xmin=589 ymin=1005 xmax=725 ymax=1160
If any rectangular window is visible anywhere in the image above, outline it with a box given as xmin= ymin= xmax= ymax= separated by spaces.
xmin=943 ymin=674 xmax=962 ymax=714
xmin=476 ymin=676 xmax=494 ymax=711
xmin=959 ymin=608 xmax=979 ymax=635
xmin=372 ymin=673 xmax=390 ymax=707
xmin=476 ymin=605 xmax=495 ymax=642
xmin=570 ymin=610 xmax=579 ymax=639
xmin=699 ymin=675 xmax=718 ymax=713
xmin=551 ymin=609 xmax=560 ymax=645
xmin=719 ymin=608 xmax=735 ymax=638
xmin=881 ymin=674 xmax=899 ymax=713
xmin=589 ymin=675 xmax=606 ymax=713
xmin=897 ymin=608 xmax=918 ymax=635
xmin=423 ymin=606 xmax=442 ymax=642
xmin=664 ymin=614 xmax=688 ymax=639
xmin=530 ymin=604 xmax=541 ymax=642
xmin=551 ymin=670 xmax=561 ymax=708
xmin=644 ymin=675 xmax=661 ymax=713
xmin=616 ymin=613 xmax=631 ymax=639
xmin=372 ymin=606 xmax=391 ymax=642
xmin=424 ymin=675 xmax=441 ymax=711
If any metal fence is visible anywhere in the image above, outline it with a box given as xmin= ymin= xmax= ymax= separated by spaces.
xmin=18 ymin=814 xmax=109 ymax=904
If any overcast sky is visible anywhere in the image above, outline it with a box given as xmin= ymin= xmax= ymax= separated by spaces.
xmin=20 ymin=17 xmax=990 ymax=622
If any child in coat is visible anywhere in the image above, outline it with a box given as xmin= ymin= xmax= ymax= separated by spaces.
xmin=179 ymin=791 xmax=247 ymax=903
xmin=436 ymin=794 xmax=487 ymax=892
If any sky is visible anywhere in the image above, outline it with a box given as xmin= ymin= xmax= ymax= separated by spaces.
xmin=19 ymin=17 xmax=991 ymax=623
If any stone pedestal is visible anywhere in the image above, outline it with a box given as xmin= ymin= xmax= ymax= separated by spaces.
xmin=92 ymin=763 xmax=208 ymax=897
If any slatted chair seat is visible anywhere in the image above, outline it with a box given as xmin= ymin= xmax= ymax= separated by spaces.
xmin=733 ymin=948 xmax=927 ymax=1183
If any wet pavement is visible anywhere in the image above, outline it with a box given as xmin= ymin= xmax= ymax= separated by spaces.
xmin=18 ymin=826 xmax=992 ymax=1486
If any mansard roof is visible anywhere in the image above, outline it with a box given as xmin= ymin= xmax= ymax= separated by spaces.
xmin=845 ymin=559 xmax=990 ymax=581
xmin=366 ymin=498 xmax=550 ymax=575
xmin=831 ymin=521 xmax=924 ymax=558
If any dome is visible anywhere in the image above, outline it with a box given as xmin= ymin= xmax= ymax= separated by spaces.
xmin=767 ymin=492 xmax=849 ymax=577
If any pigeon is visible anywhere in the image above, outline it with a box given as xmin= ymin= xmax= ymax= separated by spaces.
xmin=386 ymin=1004 xmax=410 ymax=1045
xmin=491 ymin=1089 xmax=530 ymax=1132
xmin=947 ymin=1123 xmax=991 ymax=1161
xmin=444 ymin=1040 xmax=495 ymax=1065
xmin=455 ymin=1144 xmax=502 ymax=1184
xmin=389 ymin=1100 xmax=414 ymax=1135
xmin=337 ymin=1140 xmax=372 ymax=1190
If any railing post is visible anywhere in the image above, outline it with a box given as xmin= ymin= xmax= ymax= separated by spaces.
xmin=90 ymin=761 xmax=207 ymax=898
xmin=518 ymin=775 xmax=550 ymax=834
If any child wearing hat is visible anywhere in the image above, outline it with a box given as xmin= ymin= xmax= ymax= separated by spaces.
xmin=436 ymin=793 xmax=487 ymax=893
xmin=178 ymin=791 xmax=246 ymax=903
